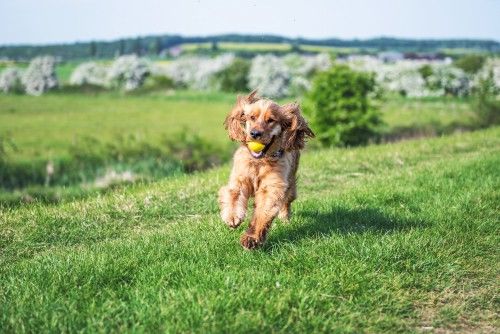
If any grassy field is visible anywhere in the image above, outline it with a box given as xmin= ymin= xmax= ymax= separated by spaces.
xmin=0 ymin=92 xmax=482 ymax=206
xmin=181 ymin=42 xmax=293 ymax=53
xmin=179 ymin=42 xmax=366 ymax=54
xmin=0 ymin=93 xmax=476 ymax=162
xmin=0 ymin=92 xmax=234 ymax=161
xmin=1 ymin=127 xmax=498 ymax=332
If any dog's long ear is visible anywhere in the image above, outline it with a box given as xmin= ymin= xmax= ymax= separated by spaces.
xmin=281 ymin=102 xmax=315 ymax=151
xmin=224 ymin=90 xmax=260 ymax=142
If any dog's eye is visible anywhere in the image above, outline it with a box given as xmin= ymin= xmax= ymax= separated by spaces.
xmin=250 ymin=115 xmax=256 ymax=121
xmin=267 ymin=118 xmax=275 ymax=124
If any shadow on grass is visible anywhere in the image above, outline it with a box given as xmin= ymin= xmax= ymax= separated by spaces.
xmin=266 ymin=205 xmax=425 ymax=250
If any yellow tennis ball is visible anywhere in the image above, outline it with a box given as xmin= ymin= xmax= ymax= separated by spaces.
xmin=247 ymin=141 xmax=265 ymax=153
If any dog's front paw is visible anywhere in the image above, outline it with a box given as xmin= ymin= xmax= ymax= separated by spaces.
xmin=220 ymin=206 xmax=245 ymax=229
xmin=224 ymin=215 xmax=243 ymax=229
xmin=240 ymin=233 xmax=263 ymax=250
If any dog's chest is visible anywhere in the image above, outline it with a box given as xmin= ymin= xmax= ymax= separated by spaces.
xmin=246 ymin=153 xmax=294 ymax=190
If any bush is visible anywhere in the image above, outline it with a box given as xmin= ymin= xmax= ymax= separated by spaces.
xmin=473 ymin=72 xmax=500 ymax=128
xmin=107 ymin=55 xmax=151 ymax=91
xmin=248 ymin=55 xmax=290 ymax=98
xmin=214 ymin=58 xmax=250 ymax=92
xmin=22 ymin=56 xmax=58 ymax=96
xmin=427 ymin=65 xmax=470 ymax=97
xmin=418 ymin=64 xmax=433 ymax=81
xmin=69 ymin=62 xmax=108 ymax=87
xmin=472 ymin=58 xmax=500 ymax=96
xmin=162 ymin=131 xmax=231 ymax=172
xmin=0 ymin=68 xmax=23 ymax=93
xmin=305 ymin=65 xmax=382 ymax=147
xmin=130 ymin=75 xmax=176 ymax=94
xmin=56 ymin=83 xmax=109 ymax=95
xmin=165 ymin=54 xmax=235 ymax=90
xmin=454 ymin=54 xmax=486 ymax=74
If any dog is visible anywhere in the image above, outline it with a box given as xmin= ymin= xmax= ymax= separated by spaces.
xmin=218 ymin=91 xmax=314 ymax=249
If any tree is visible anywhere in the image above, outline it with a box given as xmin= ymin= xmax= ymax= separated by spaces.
xmin=133 ymin=37 xmax=142 ymax=56
xmin=214 ymin=58 xmax=250 ymax=92
xmin=454 ymin=54 xmax=486 ymax=75
xmin=118 ymin=39 xmax=126 ymax=56
xmin=89 ymin=41 xmax=97 ymax=58
xmin=154 ymin=37 xmax=163 ymax=55
xmin=211 ymin=41 xmax=219 ymax=52
xmin=304 ymin=65 xmax=382 ymax=146
xmin=21 ymin=56 xmax=59 ymax=96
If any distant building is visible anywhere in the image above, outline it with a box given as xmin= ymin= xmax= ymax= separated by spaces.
xmin=167 ymin=46 xmax=182 ymax=58
xmin=378 ymin=51 xmax=404 ymax=63
xmin=403 ymin=52 xmax=446 ymax=61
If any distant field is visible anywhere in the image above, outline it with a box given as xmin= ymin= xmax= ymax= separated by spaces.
xmin=180 ymin=42 xmax=366 ymax=54
xmin=300 ymin=44 xmax=361 ymax=53
xmin=0 ymin=92 xmax=234 ymax=161
xmin=380 ymin=96 xmax=476 ymax=134
xmin=181 ymin=42 xmax=292 ymax=52
xmin=56 ymin=62 xmax=80 ymax=83
xmin=0 ymin=93 xmax=476 ymax=162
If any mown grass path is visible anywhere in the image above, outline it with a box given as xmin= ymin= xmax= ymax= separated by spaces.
xmin=1 ymin=128 xmax=499 ymax=333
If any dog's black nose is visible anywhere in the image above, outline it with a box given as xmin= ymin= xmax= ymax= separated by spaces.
xmin=250 ymin=130 xmax=263 ymax=139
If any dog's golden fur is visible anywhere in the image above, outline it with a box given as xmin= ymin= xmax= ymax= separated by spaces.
xmin=218 ymin=91 xmax=314 ymax=249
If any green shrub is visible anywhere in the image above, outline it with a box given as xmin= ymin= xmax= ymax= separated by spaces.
xmin=214 ymin=58 xmax=250 ymax=92
xmin=304 ymin=65 xmax=382 ymax=147
xmin=454 ymin=54 xmax=486 ymax=74
xmin=472 ymin=72 xmax=500 ymax=128
xmin=418 ymin=64 xmax=433 ymax=81
xmin=57 ymin=84 xmax=109 ymax=94
xmin=162 ymin=131 xmax=231 ymax=172
xmin=0 ymin=132 xmax=231 ymax=193
xmin=135 ymin=75 xmax=175 ymax=93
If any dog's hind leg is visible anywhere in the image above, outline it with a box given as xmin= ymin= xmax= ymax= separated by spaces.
xmin=278 ymin=179 xmax=297 ymax=222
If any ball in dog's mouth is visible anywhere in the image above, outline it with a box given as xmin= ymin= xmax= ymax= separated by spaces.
xmin=247 ymin=141 xmax=265 ymax=158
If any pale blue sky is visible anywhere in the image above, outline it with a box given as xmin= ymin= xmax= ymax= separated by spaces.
xmin=0 ymin=0 xmax=499 ymax=45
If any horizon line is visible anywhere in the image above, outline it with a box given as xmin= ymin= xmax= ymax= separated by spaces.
xmin=1 ymin=32 xmax=499 ymax=48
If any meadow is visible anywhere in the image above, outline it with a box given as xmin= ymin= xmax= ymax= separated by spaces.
xmin=1 ymin=126 xmax=498 ymax=332
xmin=0 ymin=92 xmax=479 ymax=205
xmin=0 ymin=93 xmax=476 ymax=162
xmin=0 ymin=51 xmax=498 ymax=332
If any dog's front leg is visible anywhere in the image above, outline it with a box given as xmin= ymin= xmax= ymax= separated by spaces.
xmin=240 ymin=178 xmax=286 ymax=249
xmin=218 ymin=181 xmax=251 ymax=229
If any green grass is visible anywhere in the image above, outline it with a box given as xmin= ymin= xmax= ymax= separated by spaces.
xmin=0 ymin=92 xmax=235 ymax=161
xmin=0 ymin=93 xmax=478 ymax=162
xmin=179 ymin=42 xmax=363 ymax=54
xmin=379 ymin=96 xmax=477 ymax=139
xmin=0 ymin=92 xmax=484 ymax=206
xmin=55 ymin=62 xmax=80 ymax=83
xmin=1 ymin=127 xmax=498 ymax=332
xmin=300 ymin=44 xmax=361 ymax=54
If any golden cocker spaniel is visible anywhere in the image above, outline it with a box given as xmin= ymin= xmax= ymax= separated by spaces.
xmin=218 ymin=91 xmax=314 ymax=249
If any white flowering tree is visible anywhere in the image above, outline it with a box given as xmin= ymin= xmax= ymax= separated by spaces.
xmin=344 ymin=56 xmax=473 ymax=97
xmin=284 ymin=53 xmax=331 ymax=77
xmin=248 ymin=55 xmax=290 ymax=98
xmin=427 ymin=65 xmax=470 ymax=97
xmin=0 ymin=68 xmax=23 ymax=93
xmin=165 ymin=54 xmax=234 ymax=90
xmin=472 ymin=58 xmax=500 ymax=96
xmin=22 ymin=56 xmax=58 ymax=96
xmin=69 ymin=62 xmax=108 ymax=87
xmin=107 ymin=55 xmax=151 ymax=91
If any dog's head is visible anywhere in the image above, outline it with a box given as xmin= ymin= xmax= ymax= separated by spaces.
xmin=224 ymin=90 xmax=314 ymax=157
